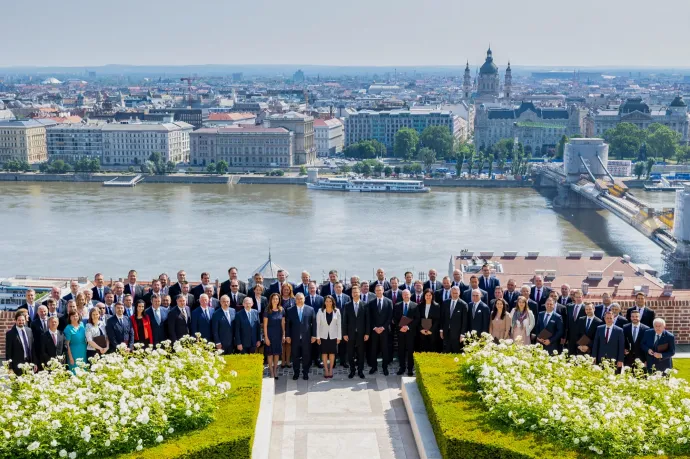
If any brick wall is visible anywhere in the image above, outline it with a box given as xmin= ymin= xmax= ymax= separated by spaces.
xmin=0 ymin=311 xmax=18 ymax=358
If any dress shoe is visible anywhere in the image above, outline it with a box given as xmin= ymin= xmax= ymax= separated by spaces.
xmin=407 ymin=372 xmax=414 ymax=377
xmin=383 ymin=368 xmax=389 ymax=376
xmin=396 ymin=368 xmax=406 ymax=376
xmin=348 ymin=372 xmax=355 ymax=379
xmin=303 ymin=374 xmax=309 ymax=380
xmin=292 ymin=375 xmax=299 ymax=381
xmin=317 ymin=361 xmax=324 ymax=369
xmin=342 ymin=363 xmax=349 ymax=369
xmin=358 ymin=372 xmax=365 ymax=379
xmin=369 ymin=367 xmax=377 ymax=375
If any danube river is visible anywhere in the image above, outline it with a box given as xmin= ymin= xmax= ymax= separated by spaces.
xmin=0 ymin=182 xmax=677 ymax=282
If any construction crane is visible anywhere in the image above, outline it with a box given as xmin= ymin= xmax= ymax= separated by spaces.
xmin=180 ymin=77 xmax=197 ymax=107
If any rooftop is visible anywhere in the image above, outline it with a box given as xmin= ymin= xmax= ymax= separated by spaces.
xmin=101 ymin=121 xmax=193 ymax=132
xmin=207 ymin=112 xmax=256 ymax=121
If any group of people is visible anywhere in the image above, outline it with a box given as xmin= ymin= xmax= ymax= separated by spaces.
xmin=4 ymin=264 xmax=676 ymax=378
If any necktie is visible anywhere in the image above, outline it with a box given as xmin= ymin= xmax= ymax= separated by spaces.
xmin=378 ymin=300 xmax=382 ymax=312
xmin=450 ymin=300 xmax=456 ymax=315
xmin=20 ymin=329 xmax=30 ymax=359
xmin=354 ymin=302 xmax=359 ymax=316
xmin=311 ymin=296 xmax=315 ymax=306
xmin=573 ymin=305 xmax=579 ymax=320
xmin=403 ymin=303 xmax=408 ymax=316
xmin=298 ymin=308 xmax=303 ymax=322
xmin=473 ymin=303 xmax=477 ymax=318
xmin=155 ymin=309 xmax=161 ymax=325
xmin=182 ymin=309 xmax=187 ymax=322
xmin=655 ymin=334 xmax=659 ymax=345
xmin=225 ymin=311 xmax=231 ymax=323
xmin=99 ymin=288 xmax=103 ymax=300
xmin=42 ymin=319 xmax=46 ymax=331
xmin=248 ymin=310 xmax=253 ymax=325
xmin=431 ymin=282 xmax=435 ymax=291
xmin=536 ymin=289 xmax=541 ymax=304
xmin=633 ymin=326 xmax=638 ymax=342
xmin=233 ymin=294 xmax=237 ymax=304
xmin=586 ymin=318 xmax=591 ymax=331
xmin=605 ymin=328 xmax=610 ymax=342
xmin=205 ymin=309 xmax=210 ymax=321
xmin=52 ymin=333 xmax=57 ymax=346
xmin=544 ymin=314 xmax=550 ymax=326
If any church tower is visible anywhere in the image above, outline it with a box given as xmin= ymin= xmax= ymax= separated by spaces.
xmin=504 ymin=61 xmax=512 ymax=100
xmin=463 ymin=61 xmax=472 ymax=99
xmin=477 ymin=47 xmax=500 ymax=101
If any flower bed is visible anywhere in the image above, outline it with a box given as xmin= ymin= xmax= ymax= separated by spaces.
xmin=0 ymin=338 xmax=250 ymax=458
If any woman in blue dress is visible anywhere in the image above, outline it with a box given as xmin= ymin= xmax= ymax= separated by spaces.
xmin=263 ymin=293 xmax=285 ymax=379
xmin=64 ymin=310 xmax=88 ymax=372
xmin=280 ymin=284 xmax=295 ymax=369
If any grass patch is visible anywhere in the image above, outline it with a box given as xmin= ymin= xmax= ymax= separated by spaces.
xmin=117 ymin=354 xmax=263 ymax=459
xmin=674 ymin=359 xmax=690 ymax=382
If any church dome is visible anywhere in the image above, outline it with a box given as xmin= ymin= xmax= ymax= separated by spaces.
xmin=620 ymin=97 xmax=650 ymax=114
xmin=670 ymin=95 xmax=687 ymax=107
xmin=479 ymin=48 xmax=498 ymax=75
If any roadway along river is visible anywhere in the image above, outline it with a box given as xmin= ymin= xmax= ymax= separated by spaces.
xmin=0 ymin=182 xmax=677 ymax=282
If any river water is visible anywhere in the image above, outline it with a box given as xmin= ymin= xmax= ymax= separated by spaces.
xmin=0 ymin=182 xmax=677 ymax=282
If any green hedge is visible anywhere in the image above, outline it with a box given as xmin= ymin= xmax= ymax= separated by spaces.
xmin=117 ymin=354 xmax=263 ymax=459
xmin=416 ymin=353 xmax=690 ymax=459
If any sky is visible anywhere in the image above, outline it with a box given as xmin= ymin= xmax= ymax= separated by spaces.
xmin=3 ymin=0 xmax=690 ymax=68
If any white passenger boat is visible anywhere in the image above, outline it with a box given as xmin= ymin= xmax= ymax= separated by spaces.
xmin=307 ymin=177 xmax=430 ymax=193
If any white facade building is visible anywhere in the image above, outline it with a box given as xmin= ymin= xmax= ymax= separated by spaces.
xmin=102 ymin=122 xmax=193 ymax=165
xmin=190 ymin=126 xmax=294 ymax=168
xmin=593 ymin=96 xmax=689 ymax=141
xmin=313 ymin=118 xmax=344 ymax=157
xmin=607 ymin=160 xmax=632 ymax=177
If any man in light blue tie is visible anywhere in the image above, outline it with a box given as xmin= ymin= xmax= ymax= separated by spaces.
xmin=191 ymin=294 xmax=214 ymax=341
xmin=285 ymin=293 xmax=316 ymax=380
xmin=235 ymin=297 xmax=261 ymax=354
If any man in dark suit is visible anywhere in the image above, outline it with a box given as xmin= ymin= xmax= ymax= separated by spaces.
xmin=368 ymin=284 xmax=393 ymax=375
xmin=234 ymin=297 xmax=261 ymax=354
xmin=304 ymin=279 xmax=325 ymax=358
xmin=62 ymin=279 xmax=80 ymax=302
xmin=5 ymin=310 xmax=36 ymax=375
xmin=489 ymin=286 xmax=505 ymax=311
xmin=212 ymin=295 xmax=236 ymax=354
xmin=43 ymin=287 xmax=67 ymax=315
xmin=168 ymin=270 xmax=187 ymax=300
xmin=124 ymin=269 xmax=145 ymax=303
xmin=143 ymin=279 xmax=165 ymax=308
xmin=190 ymin=272 xmax=216 ymax=300
xmin=167 ymin=295 xmax=191 ymax=344
xmin=394 ymin=290 xmax=419 ymax=376
xmin=333 ymin=281 xmax=351 ymax=367
xmin=384 ymin=277 xmax=403 ymax=305
xmin=478 ymin=264 xmax=500 ymax=302
xmin=370 ymin=268 xmax=391 ymax=292
xmin=30 ymin=305 xmax=50 ymax=352
xmin=591 ymin=311 xmax=625 ymax=369
xmin=502 ymin=279 xmax=519 ymax=311
xmin=574 ymin=303 xmax=602 ymax=356
xmin=533 ymin=298 xmax=564 ymax=354
xmin=467 ymin=289 xmax=490 ymax=335
xmin=461 ymin=276 xmax=488 ymax=305
xmin=319 ymin=270 xmax=340 ymax=297
xmin=227 ymin=279 xmax=247 ymax=312
xmin=200 ymin=284 xmax=220 ymax=309
xmin=450 ymin=269 xmax=469 ymax=296
xmin=293 ymin=271 xmax=312 ymax=296
xmin=269 ymin=269 xmax=296 ymax=296
xmin=105 ymin=303 xmax=133 ymax=352
xmin=91 ymin=273 xmax=111 ymax=303
xmin=18 ymin=288 xmax=39 ymax=322
xmin=344 ymin=275 xmax=359 ymax=298
xmin=557 ymin=283 xmax=573 ymax=307
xmin=593 ymin=292 xmax=612 ymax=320
xmin=191 ymin=294 xmax=215 ymax=341
xmin=641 ymin=318 xmax=675 ymax=373
xmin=610 ymin=303 xmax=628 ymax=328
xmin=409 ymin=281 xmax=425 ymax=306
xmin=530 ymin=276 xmax=551 ymax=308
xmin=145 ymin=294 xmax=168 ymax=345
xmin=342 ymin=285 xmax=370 ymax=379
xmin=440 ymin=286 xmax=468 ymax=353
xmin=626 ymin=292 xmax=656 ymax=328
xmin=435 ymin=277 xmax=453 ymax=305
xmin=564 ymin=290 xmax=587 ymax=355
xmin=623 ymin=310 xmax=649 ymax=367
xmin=401 ymin=271 xmax=415 ymax=292
xmin=40 ymin=316 xmax=65 ymax=369
xmin=423 ymin=269 xmax=441 ymax=292
xmin=219 ymin=267 xmax=248 ymax=297
xmin=285 ymin=293 xmax=316 ymax=380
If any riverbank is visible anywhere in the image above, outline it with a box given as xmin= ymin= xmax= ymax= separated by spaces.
xmin=0 ymin=172 xmax=532 ymax=187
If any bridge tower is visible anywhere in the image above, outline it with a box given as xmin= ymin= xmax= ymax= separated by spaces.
xmin=665 ymin=184 xmax=690 ymax=288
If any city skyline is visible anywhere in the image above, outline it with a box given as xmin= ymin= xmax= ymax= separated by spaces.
xmin=3 ymin=0 xmax=690 ymax=68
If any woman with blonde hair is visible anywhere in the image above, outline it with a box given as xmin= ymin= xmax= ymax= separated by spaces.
xmin=75 ymin=292 xmax=89 ymax=322
xmin=280 ymin=283 xmax=295 ymax=368
xmin=316 ymin=296 xmax=342 ymax=379
xmin=510 ymin=296 xmax=535 ymax=345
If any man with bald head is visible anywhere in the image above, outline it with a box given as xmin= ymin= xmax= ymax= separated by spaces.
xmin=530 ymin=275 xmax=551 ymax=307
xmin=191 ymin=294 xmax=214 ymax=341
xmin=43 ymin=286 xmax=67 ymax=315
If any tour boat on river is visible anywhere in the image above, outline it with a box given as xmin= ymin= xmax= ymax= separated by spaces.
xmin=307 ymin=177 xmax=430 ymax=193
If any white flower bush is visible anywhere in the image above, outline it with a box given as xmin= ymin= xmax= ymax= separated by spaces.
xmin=0 ymin=336 xmax=234 ymax=458
xmin=461 ymin=334 xmax=690 ymax=457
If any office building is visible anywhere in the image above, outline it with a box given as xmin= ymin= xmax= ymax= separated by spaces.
xmin=0 ymin=120 xmax=48 ymax=165
xmin=313 ymin=118 xmax=344 ymax=157
xmin=149 ymin=108 xmax=203 ymax=129
xmin=47 ymin=123 xmax=105 ymax=162
xmin=102 ymin=122 xmax=193 ymax=165
xmin=265 ymin=112 xmax=316 ymax=164
xmin=190 ymin=126 xmax=294 ymax=168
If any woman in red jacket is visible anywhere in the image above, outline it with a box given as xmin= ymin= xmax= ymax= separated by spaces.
xmin=130 ymin=299 xmax=153 ymax=346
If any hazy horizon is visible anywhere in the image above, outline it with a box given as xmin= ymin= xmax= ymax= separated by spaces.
xmin=4 ymin=0 xmax=690 ymax=68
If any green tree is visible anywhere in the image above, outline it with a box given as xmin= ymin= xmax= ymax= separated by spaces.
xmin=383 ymin=166 xmax=393 ymax=177
xmin=419 ymin=126 xmax=454 ymax=159
xmin=141 ymin=161 xmax=155 ymax=174
xmin=418 ymin=147 xmax=436 ymax=172
xmin=455 ymin=158 xmax=463 ymax=177
xmin=216 ymin=160 xmax=229 ymax=174
xmin=298 ymin=165 xmax=307 ymax=176
xmin=88 ymin=158 xmax=101 ymax=172
xmin=127 ymin=166 xmax=135 ymax=173
xmin=402 ymin=164 xmax=412 ymax=174
xmin=633 ymin=162 xmax=645 ymax=179
xmin=206 ymin=163 xmax=216 ymax=174
xmin=360 ymin=163 xmax=371 ymax=176
xmin=166 ymin=161 xmax=176 ymax=173
xmin=676 ymin=145 xmax=690 ymax=164
xmin=393 ymin=128 xmax=419 ymax=160
xmin=351 ymin=163 xmax=362 ymax=174
xmin=275 ymin=169 xmax=285 ymax=176
xmin=340 ymin=164 xmax=351 ymax=174
xmin=393 ymin=166 xmax=401 ymax=175
xmin=646 ymin=123 xmax=681 ymax=162
xmin=373 ymin=162 xmax=384 ymax=176
xmin=556 ymin=135 xmax=568 ymax=160
xmin=411 ymin=163 xmax=423 ymax=174
xmin=603 ymin=123 xmax=647 ymax=159
xmin=645 ymin=158 xmax=655 ymax=179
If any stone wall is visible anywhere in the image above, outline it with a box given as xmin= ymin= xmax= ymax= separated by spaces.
xmin=424 ymin=179 xmax=532 ymax=188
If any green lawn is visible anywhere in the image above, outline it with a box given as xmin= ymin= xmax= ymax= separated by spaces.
xmin=117 ymin=354 xmax=263 ymax=459
xmin=674 ymin=359 xmax=690 ymax=381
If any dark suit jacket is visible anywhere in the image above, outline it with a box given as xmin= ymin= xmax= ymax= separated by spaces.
xmin=269 ymin=281 xmax=296 ymax=296
xmin=409 ymin=291 xmax=425 ymax=306
xmin=611 ymin=316 xmax=629 ymax=329
xmin=229 ymin=293 xmax=247 ymax=311
xmin=333 ymin=293 xmax=351 ymax=312
xmin=166 ymin=306 xmax=191 ymax=343
xmin=191 ymin=307 xmax=215 ymax=341
xmin=623 ymin=322 xmax=649 ymax=365
xmin=534 ymin=311 xmax=564 ymax=353
xmin=435 ymin=289 xmax=454 ymax=305
xmin=168 ymin=283 xmax=183 ymax=299
xmin=124 ymin=284 xmax=145 ymax=302
xmin=418 ymin=302 xmax=441 ymax=336
xmin=342 ymin=300 xmax=370 ymax=341
xmin=450 ymin=281 xmax=469 ymax=295
xmin=145 ymin=307 xmax=168 ymax=345
xmin=557 ymin=295 xmax=573 ymax=307
xmin=293 ymin=283 xmax=311 ymax=296
xmin=142 ymin=290 xmax=165 ymax=308
xmin=625 ymin=306 xmax=656 ymax=328
xmin=530 ymin=286 xmax=551 ymax=307
xmin=370 ymin=279 xmax=391 ymax=292
xmin=30 ymin=317 xmax=50 ymax=350
xmin=190 ymin=283 xmax=216 ymax=301
xmin=62 ymin=292 xmax=77 ymax=302
xmin=564 ymin=303 xmax=587 ymax=353
xmin=467 ymin=301 xmax=490 ymax=334
xmin=384 ymin=290 xmax=403 ymax=305
xmin=249 ymin=295 xmax=268 ymax=321
xmin=461 ymin=288 xmax=488 ymax=305
xmin=393 ymin=301 xmax=419 ymax=345
xmin=502 ymin=290 xmax=519 ymax=311
xmin=40 ymin=329 xmax=65 ymax=368
xmin=304 ymin=294 xmax=324 ymax=311
xmin=367 ymin=297 xmax=394 ymax=332
xmin=592 ymin=325 xmax=625 ymax=365
xmin=285 ymin=305 xmax=316 ymax=345
xmin=5 ymin=326 xmax=35 ymax=374
xmin=423 ymin=280 xmax=442 ymax=292
xmin=91 ymin=286 xmax=112 ymax=303
xmin=234 ymin=308 xmax=261 ymax=349
xmin=18 ymin=302 xmax=38 ymax=321
xmin=478 ymin=277 xmax=500 ymax=302
xmin=219 ymin=279 xmax=247 ymax=297
xmin=440 ymin=298 xmax=468 ymax=346
xmin=212 ymin=308 xmax=236 ymax=351
xmin=641 ymin=329 xmax=675 ymax=372
xmin=594 ymin=303 xmax=611 ymax=320
xmin=574 ymin=315 xmax=602 ymax=355
xmin=105 ymin=315 xmax=133 ymax=352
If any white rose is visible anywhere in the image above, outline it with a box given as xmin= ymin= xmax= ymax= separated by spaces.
xmin=27 ymin=441 xmax=40 ymax=451
xmin=59 ymin=450 xmax=67 ymax=457
xmin=69 ymin=452 xmax=77 ymax=459
xmin=156 ymin=435 xmax=164 ymax=443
